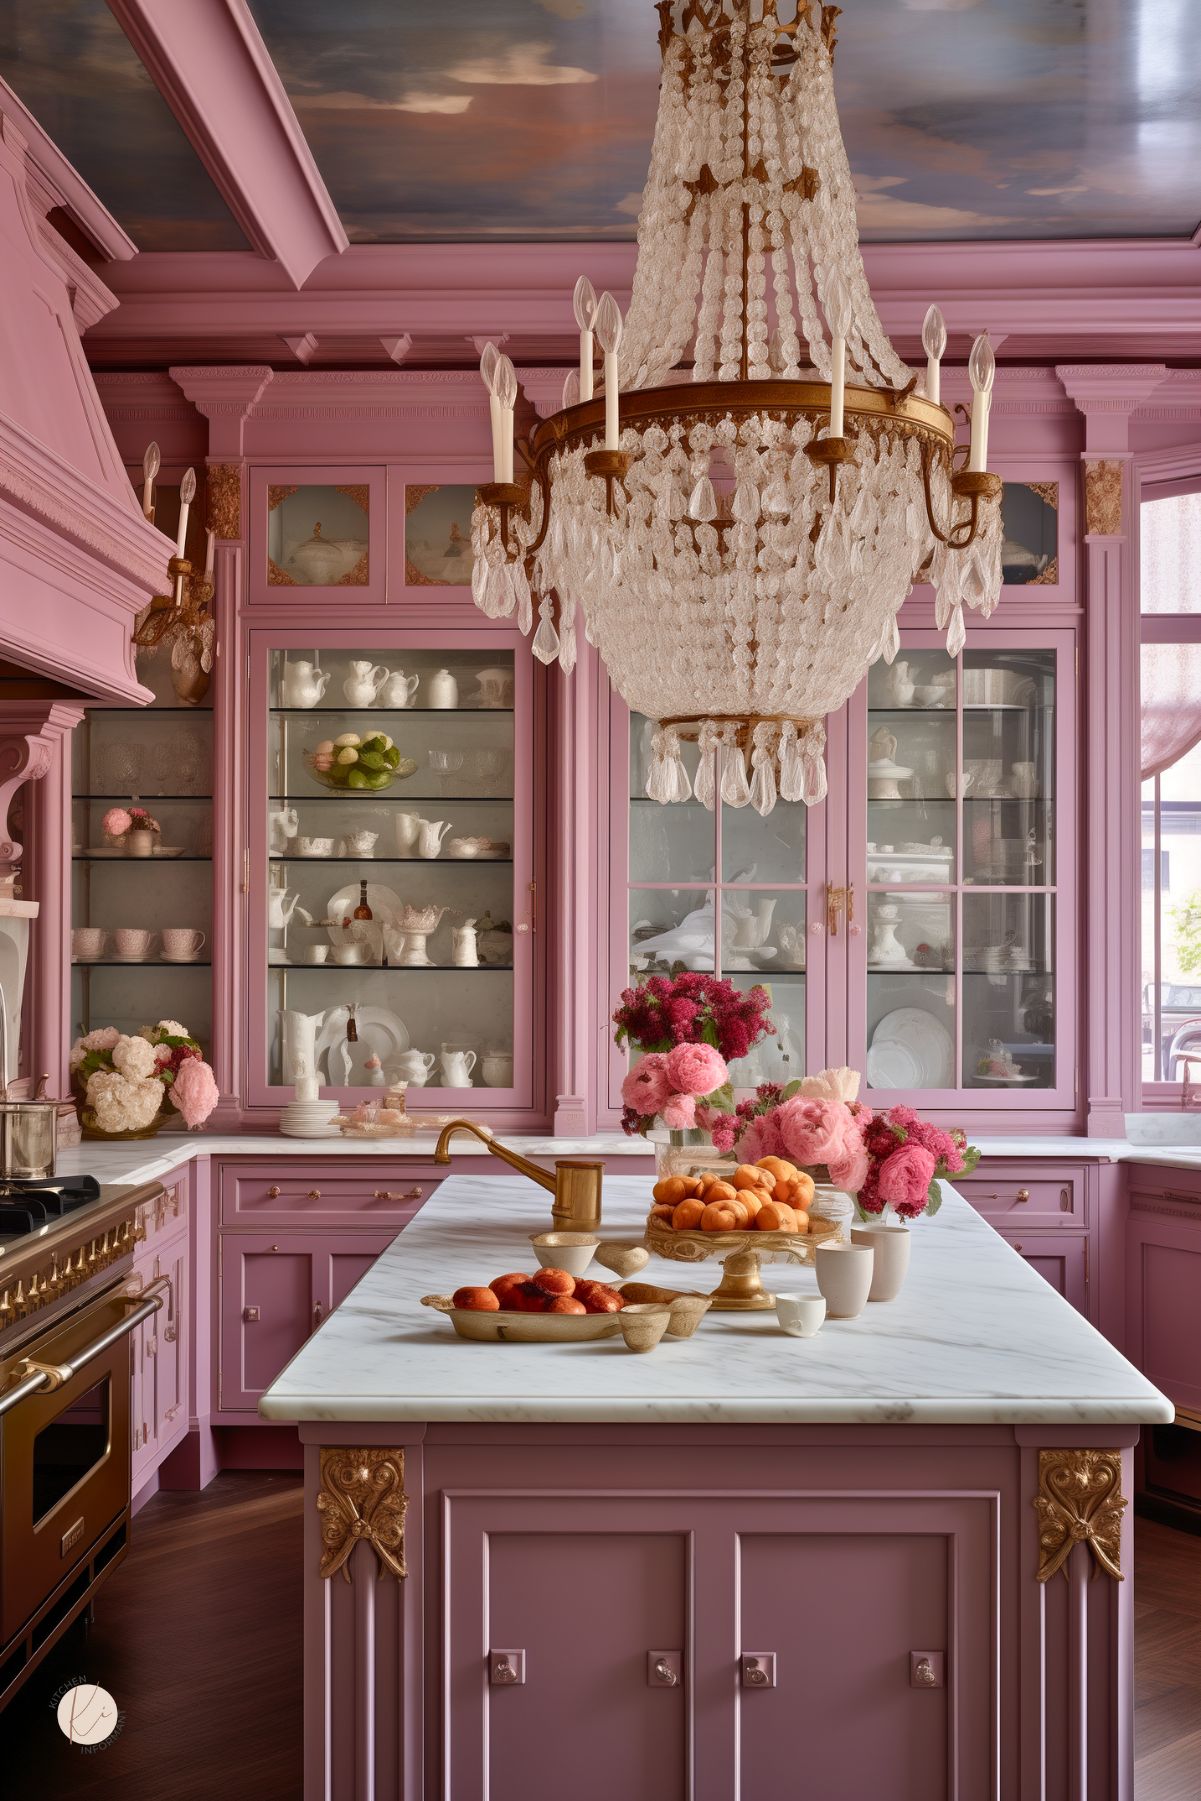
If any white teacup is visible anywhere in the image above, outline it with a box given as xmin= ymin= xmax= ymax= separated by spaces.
xmin=331 ymin=942 xmax=364 ymax=966
xmin=343 ymin=830 xmax=378 ymax=857
xmin=161 ymin=928 xmax=205 ymax=962
xmin=113 ymin=927 xmax=156 ymax=960
xmin=72 ymin=926 xmax=106 ymax=960
xmin=482 ymin=1052 xmax=514 ymax=1087
xmin=304 ymin=944 xmax=329 ymax=965
xmin=944 ymin=771 xmax=975 ymax=799
xmin=775 ymin=1292 xmax=826 ymax=1338
xmin=300 ymin=836 xmax=334 ymax=857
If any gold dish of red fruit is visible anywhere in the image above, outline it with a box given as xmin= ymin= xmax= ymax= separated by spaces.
xmin=422 ymin=1268 xmax=636 ymax=1344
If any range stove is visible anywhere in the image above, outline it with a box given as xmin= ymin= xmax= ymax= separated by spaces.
xmin=0 ymin=1172 xmax=167 ymax=1708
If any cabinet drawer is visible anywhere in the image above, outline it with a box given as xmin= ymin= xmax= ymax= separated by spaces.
xmin=219 ymin=1160 xmax=437 ymax=1229
xmin=957 ymin=1164 xmax=1084 ymax=1224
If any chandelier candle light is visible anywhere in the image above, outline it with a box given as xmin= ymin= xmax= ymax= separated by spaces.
xmin=471 ymin=0 xmax=1004 ymax=813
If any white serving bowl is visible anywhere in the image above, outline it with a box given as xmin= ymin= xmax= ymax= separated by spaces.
xmin=529 ymin=1231 xmax=599 ymax=1277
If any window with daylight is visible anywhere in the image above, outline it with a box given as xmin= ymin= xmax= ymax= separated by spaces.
xmin=1140 ymin=489 xmax=1201 ymax=1088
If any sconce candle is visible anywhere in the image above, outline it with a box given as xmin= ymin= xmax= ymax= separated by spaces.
xmin=573 ymin=275 xmax=597 ymax=405
xmin=968 ymin=333 xmax=996 ymax=473
xmin=922 ymin=304 xmax=947 ymax=408
xmin=203 ymin=527 xmax=215 ymax=583
xmin=176 ymin=467 xmax=196 ymax=558
xmin=141 ymin=441 xmax=160 ymax=519
xmin=594 ymin=291 xmax=624 ymax=452
xmin=479 ymin=341 xmax=503 ymax=484
xmin=824 ymin=272 xmax=852 ymax=440
xmin=494 ymin=353 xmax=518 ymax=484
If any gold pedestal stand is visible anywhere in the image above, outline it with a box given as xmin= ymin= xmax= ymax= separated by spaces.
xmin=643 ymin=1218 xmax=842 ymax=1312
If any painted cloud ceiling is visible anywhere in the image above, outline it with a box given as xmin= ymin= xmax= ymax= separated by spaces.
xmin=1 ymin=0 xmax=1199 ymax=250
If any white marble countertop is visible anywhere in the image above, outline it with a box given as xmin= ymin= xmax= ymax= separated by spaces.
xmin=256 ymin=1173 xmax=1173 ymax=1427
xmin=56 ymin=1129 xmax=1201 ymax=1195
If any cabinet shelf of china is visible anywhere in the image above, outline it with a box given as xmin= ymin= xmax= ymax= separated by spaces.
xmin=70 ymin=650 xmax=215 ymax=1056
xmin=247 ymin=632 xmax=539 ymax=1113
xmin=608 ymin=625 xmax=1075 ymax=1125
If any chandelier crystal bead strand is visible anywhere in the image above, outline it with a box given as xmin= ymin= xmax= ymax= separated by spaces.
xmin=471 ymin=0 xmax=1004 ymax=813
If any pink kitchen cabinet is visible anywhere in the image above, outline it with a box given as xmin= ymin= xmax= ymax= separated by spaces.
xmin=997 ymin=1228 xmax=1089 ymax=1314
xmin=218 ymin=1229 xmax=395 ymax=1414
xmin=130 ymin=1184 xmax=190 ymax=1495
xmin=1126 ymin=1175 xmax=1201 ymax=1416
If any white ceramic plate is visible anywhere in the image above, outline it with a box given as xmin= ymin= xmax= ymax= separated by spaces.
xmin=327 ymin=882 xmax=405 ymax=925
xmin=865 ymin=1038 xmax=922 ymax=1089
xmin=871 ymin=1007 xmax=955 ymax=1087
xmin=315 ymin=1004 xmax=410 ymax=1085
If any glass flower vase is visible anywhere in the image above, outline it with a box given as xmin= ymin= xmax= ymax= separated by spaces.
xmin=650 ymin=1127 xmax=738 ymax=1183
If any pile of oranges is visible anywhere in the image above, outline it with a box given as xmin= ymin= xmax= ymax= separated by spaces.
xmin=650 ymin=1157 xmax=817 ymax=1234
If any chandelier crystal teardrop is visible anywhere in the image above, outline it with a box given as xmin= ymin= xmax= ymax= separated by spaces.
xmin=471 ymin=0 xmax=1004 ymax=813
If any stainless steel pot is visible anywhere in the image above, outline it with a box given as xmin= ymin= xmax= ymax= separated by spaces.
xmin=0 ymin=1102 xmax=57 ymax=1181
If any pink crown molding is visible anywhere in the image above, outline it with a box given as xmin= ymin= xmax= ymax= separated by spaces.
xmin=169 ymin=365 xmax=274 ymax=457
xmin=84 ymin=235 xmax=1201 ymax=367
xmin=93 ymin=372 xmax=200 ymax=427
xmin=0 ymin=79 xmax=135 ymax=262
xmin=107 ymin=0 xmax=346 ymax=288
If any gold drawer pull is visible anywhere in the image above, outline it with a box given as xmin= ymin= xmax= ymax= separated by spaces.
xmin=307 ymin=1188 xmax=322 ymax=1201
xmin=243 ymin=1306 xmax=260 ymax=1323
xmin=312 ymin=1302 xmax=324 ymax=1328
xmin=267 ymin=1185 xmax=282 ymax=1198
xmin=374 ymin=1187 xmax=423 ymax=1202
xmin=1015 ymin=1188 xmax=1030 ymax=1203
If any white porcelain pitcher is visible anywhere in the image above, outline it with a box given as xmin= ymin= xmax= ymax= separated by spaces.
xmin=282 ymin=660 xmax=329 ymax=708
xmin=343 ymin=661 xmax=389 ymax=707
xmin=268 ymin=888 xmax=311 ymax=931
xmin=394 ymin=1049 xmax=436 ymax=1087
xmin=451 ymin=921 xmax=478 ymax=967
xmin=417 ymin=819 xmax=453 ymax=859
xmin=394 ymin=812 xmax=420 ymax=855
xmin=440 ymin=1049 xmax=476 ymax=1087
xmin=377 ymin=669 xmax=420 ymax=708
xmin=269 ymin=806 xmax=299 ymax=853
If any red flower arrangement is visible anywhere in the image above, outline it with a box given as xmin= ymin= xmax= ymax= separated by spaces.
xmin=855 ymin=1105 xmax=979 ymax=1220
xmin=613 ymin=973 xmax=775 ymax=1063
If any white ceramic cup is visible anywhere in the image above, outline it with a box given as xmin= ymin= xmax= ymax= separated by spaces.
xmin=113 ymin=927 xmax=156 ymax=960
xmin=161 ymin=928 xmax=205 ymax=962
xmin=814 ymin=1242 xmax=875 ymax=1319
xmin=394 ymin=1050 xmax=435 ymax=1087
xmin=440 ymin=1049 xmax=476 ymax=1086
xmin=331 ymin=943 xmax=364 ymax=966
xmin=72 ymin=926 xmax=106 ymax=960
xmin=775 ymin=1292 xmax=826 ymax=1337
xmin=482 ymin=1052 xmax=514 ymax=1087
xmin=300 ymin=837 xmax=334 ymax=857
xmin=304 ymin=944 xmax=329 ymax=965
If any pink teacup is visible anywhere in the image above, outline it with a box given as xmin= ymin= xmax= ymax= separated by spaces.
xmin=161 ymin=928 xmax=206 ymax=963
xmin=113 ymin=927 xmax=156 ymax=961
xmin=72 ymin=926 xmax=106 ymax=961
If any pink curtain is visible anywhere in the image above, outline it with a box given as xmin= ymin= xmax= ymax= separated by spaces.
xmin=1141 ymin=493 xmax=1201 ymax=780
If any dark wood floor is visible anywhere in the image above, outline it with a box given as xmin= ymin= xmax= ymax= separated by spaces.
xmin=3 ymin=1472 xmax=303 ymax=1801
xmin=4 ymin=1476 xmax=1198 ymax=1798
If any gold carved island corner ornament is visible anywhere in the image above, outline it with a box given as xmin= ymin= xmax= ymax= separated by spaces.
xmin=1034 ymin=1449 xmax=1126 ymax=1583
xmin=1084 ymin=460 xmax=1124 ymax=537
xmin=317 ymin=1448 xmax=407 ymax=1581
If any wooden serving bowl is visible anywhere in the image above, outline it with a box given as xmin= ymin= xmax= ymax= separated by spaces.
xmin=420 ymin=1294 xmax=672 ymax=1348
xmin=643 ymin=1214 xmax=842 ymax=1311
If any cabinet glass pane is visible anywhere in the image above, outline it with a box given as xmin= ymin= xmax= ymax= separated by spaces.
xmin=630 ymin=724 xmax=713 ymax=886
xmin=266 ymin=648 xmax=516 ymax=1091
xmin=722 ymin=791 xmax=806 ymax=883
xmin=962 ymin=649 xmax=1054 ymax=884
xmin=962 ymin=893 xmax=1054 ymax=1089
xmin=730 ymin=972 xmax=805 ymax=1084
xmin=630 ymin=890 xmax=715 ymax=975
xmin=866 ymin=972 xmax=956 ymax=1092
xmin=267 ymin=485 xmax=369 ymax=586
xmin=867 ymin=891 xmax=953 ymax=973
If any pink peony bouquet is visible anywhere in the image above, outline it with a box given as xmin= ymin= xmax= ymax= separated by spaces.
xmin=101 ymin=804 xmax=160 ymax=841
xmin=620 ymin=1041 xmax=732 ymax=1138
xmin=708 ymin=1069 xmax=978 ymax=1222
xmin=856 ymin=1105 xmax=979 ymax=1221
xmin=613 ymin=973 xmax=774 ymax=1066
xmin=71 ymin=1018 xmax=218 ymax=1135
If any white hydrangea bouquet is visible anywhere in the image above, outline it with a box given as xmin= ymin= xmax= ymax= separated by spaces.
xmin=70 ymin=1018 xmax=218 ymax=1140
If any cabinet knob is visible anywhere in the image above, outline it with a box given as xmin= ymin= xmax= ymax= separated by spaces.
xmin=1015 ymin=1188 xmax=1030 ymax=1203
xmin=164 ymin=1322 xmax=177 ymax=1343
xmin=312 ymin=1302 xmax=324 ymax=1328
xmin=516 ymin=922 xmax=531 ymax=934
xmin=307 ymin=1188 xmax=322 ymax=1201
xmin=741 ymin=1653 xmax=777 ymax=1689
xmin=648 ymin=1653 xmax=682 ymax=1688
xmin=267 ymin=1185 xmax=282 ymax=1198
xmin=910 ymin=1651 xmax=945 ymax=1689
xmin=242 ymin=1306 xmax=261 ymax=1323
xmin=489 ymin=1650 xmax=525 ymax=1686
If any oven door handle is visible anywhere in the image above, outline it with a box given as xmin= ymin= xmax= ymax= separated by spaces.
xmin=0 ymin=1278 xmax=169 ymax=1419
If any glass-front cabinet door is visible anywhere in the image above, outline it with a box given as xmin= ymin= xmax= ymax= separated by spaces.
xmin=609 ymin=707 xmax=825 ymax=1107
xmin=247 ymin=631 xmax=536 ymax=1110
xmin=847 ymin=629 xmax=1074 ymax=1112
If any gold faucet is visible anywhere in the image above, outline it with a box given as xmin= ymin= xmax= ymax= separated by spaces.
xmin=434 ymin=1120 xmax=603 ymax=1229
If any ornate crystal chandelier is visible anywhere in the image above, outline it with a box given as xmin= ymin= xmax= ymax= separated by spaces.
xmin=471 ymin=0 xmax=1003 ymax=812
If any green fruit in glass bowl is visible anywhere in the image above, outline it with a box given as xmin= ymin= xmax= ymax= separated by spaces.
xmin=346 ymin=767 xmax=370 ymax=789
xmin=336 ymin=746 xmax=359 ymax=766
xmin=362 ymin=769 xmax=391 ymax=790
xmin=382 ymin=745 xmax=401 ymax=769
xmin=358 ymin=750 xmax=386 ymax=772
xmin=333 ymin=732 xmax=361 ymax=749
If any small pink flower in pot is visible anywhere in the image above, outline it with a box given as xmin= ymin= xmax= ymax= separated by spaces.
xmin=102 ymin=807 xmax=132 ymax=840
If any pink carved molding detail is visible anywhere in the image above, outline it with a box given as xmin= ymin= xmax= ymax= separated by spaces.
xmin=168 ymin=365 xmax=274 ymax=458
xmin=0 ymin=703 xmax=83 ymax=874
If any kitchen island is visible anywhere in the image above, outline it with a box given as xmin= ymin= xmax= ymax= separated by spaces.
xmin=262 ymin=1173 xmax=1170 ymax=1801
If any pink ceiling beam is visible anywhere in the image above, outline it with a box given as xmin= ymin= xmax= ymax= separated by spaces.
xmin=106 ymin=0 xmax=347 ymax=288
xmin=86 ymin=236 xmax=1201 ymax=365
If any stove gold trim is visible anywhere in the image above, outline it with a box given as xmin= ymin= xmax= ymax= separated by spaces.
xmin=0 ymin=1184 xmax=160 ymax=1333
